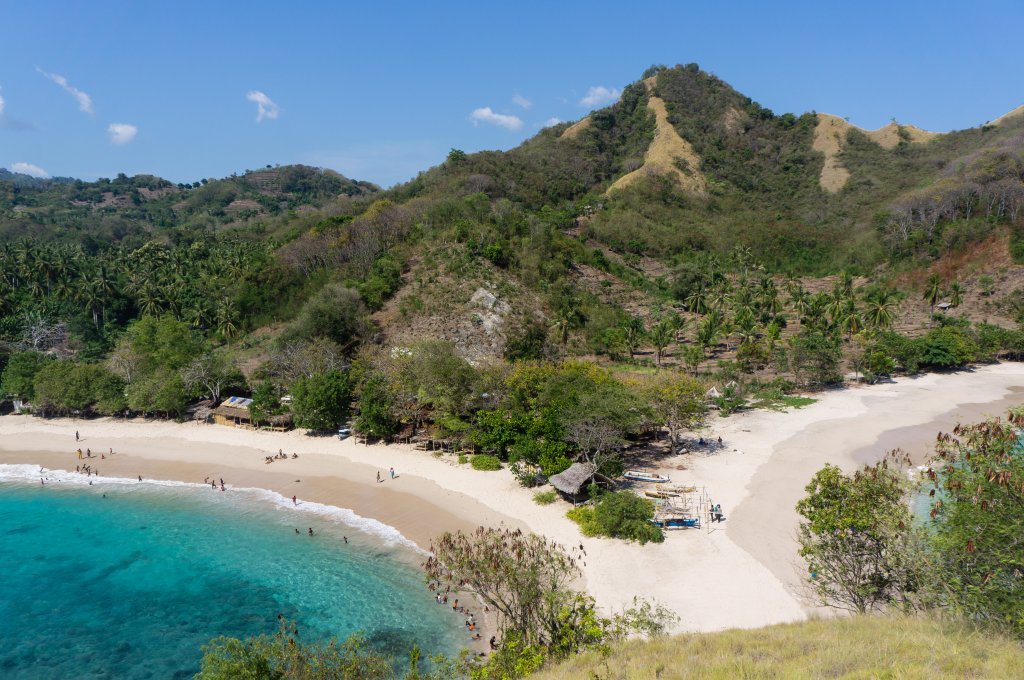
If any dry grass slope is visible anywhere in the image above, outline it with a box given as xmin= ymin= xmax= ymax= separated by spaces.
xmin=534 ymin=616 xmax=1024 ymax=680
xmin=608 ymin=79 xmax=706 ymax=196
xmin=560 ymin=116 xmax=592 ymax=140
xmin=813 ymin=114 xmax=942 ymax=192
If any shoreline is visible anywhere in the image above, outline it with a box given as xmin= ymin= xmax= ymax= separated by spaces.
xmin=3 ymin=362 xmax=1024 ymax=634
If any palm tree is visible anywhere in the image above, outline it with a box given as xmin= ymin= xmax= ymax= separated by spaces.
xmin=949 ymin=281 xmax=964 ymax=310
xmin=685 ymin=288 xmax=709 ymax=315
xmin=838 ymin=299 xmax=863 ymax=340
xmin=621 ymin=317 xmax=645 ymax=361
xmin=923 ymin=274 xmax=942 ymax=324
xmin=862 ymin=288 xmax=896 ymax=330
xmin=649 ymin=320 xmax=674 ymax=367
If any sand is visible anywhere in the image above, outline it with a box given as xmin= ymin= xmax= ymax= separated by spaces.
xmin=2 ymin=363 xmax=1023 ymax=634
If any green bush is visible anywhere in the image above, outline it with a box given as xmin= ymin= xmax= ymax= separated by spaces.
xmin=533 ymin=490 xmax=558 ymax=505
xmin=471 ymin=454 xmax=502 ymax=471
xmin=567 ymin=492 xmax=664 ymax=544
xmin=457 ymin=454 xmax=468 ymax=465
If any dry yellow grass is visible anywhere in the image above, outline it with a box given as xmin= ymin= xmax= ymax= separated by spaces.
xmin=560 ymin=116 xmax=591 ymax=140
xmin=813 ymin=114 xmax=942 ymax=192
xmin=812 ymin=114 xmax=854 ymax=193
xmin=535 ymin=615 xmax=1024 ymax=680
xmin=607 ymin=80 xmax=706 ymax=196
xmin=990 ymin=103 xmax=1024 ymax=126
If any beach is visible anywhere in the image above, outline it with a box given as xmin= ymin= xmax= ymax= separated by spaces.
xmin=3 ymin=362 xmax=1023 ymax=635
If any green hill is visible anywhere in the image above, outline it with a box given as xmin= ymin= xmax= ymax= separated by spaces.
xmin=534 ymin=616 xmax=1024 ymax=679
xmin=3 ymin=62 xmax=1024 ymax=371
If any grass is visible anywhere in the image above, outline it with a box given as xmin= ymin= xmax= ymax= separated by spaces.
xmin=751 ymin=395 xmax=818 ymax=411
xmin=533 ymin=490 xmax=558 ymax=505
xmin=533 ymin=615 xmax=1024 ymax=679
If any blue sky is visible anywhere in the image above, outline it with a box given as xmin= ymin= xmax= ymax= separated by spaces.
xmin=2 ymin=0 xmax=1023 ymax=187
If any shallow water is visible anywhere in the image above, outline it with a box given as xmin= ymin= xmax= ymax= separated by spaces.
xmin=0 ymin=465 xmax=466 ymax=679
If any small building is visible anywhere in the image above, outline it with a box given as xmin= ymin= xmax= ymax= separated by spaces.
xmin=212 ymin=396 xmax=254 ymax=428
xmin=549 ymin=462 xmax=615 ymax=504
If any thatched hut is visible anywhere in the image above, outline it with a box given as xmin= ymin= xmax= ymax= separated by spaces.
xmin=549 ymin=462 xmax=615 ymax=503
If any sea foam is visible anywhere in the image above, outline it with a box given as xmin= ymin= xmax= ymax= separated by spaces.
xmin=0 ymin=463 xmax=422 ymax=551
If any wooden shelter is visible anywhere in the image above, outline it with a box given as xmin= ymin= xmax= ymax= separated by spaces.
xmin=212 ymin=396 xmax=254 ymax=428
xmin=549 ymin=462 xmax=615 ymax=503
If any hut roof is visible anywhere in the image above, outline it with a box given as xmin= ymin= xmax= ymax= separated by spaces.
xmin=268 ymin=413 xmax=293 ymax=426
xmin=212 ymin=396 xmax=253 ymax=419
xmin=549 ymin=462 xmax=598 ymax=495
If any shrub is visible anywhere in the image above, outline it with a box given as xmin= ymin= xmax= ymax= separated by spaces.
xmin=567 ymin=492 xmax=664 ymax=544
xmin=457 ymin=454 xmax=469 ymax=465
xmin=471 ymin=454 xmax=502 ymax=471
xmin=533 ymin=490 xmax=558 ymax=505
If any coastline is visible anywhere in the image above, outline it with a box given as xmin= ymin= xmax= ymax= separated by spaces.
xmin=3 ymin=361 xmax=1023 ymax=635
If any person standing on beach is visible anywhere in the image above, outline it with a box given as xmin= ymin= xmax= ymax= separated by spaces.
xmin=389 ymin=467 xmax=395 ymax=479
xmin=292 ymin=495 xmax=297 ymax=506
xmin=376 ymin=471 xmax=381 ymax=483
xmin=75 ymin=431 xmax=79 ymax=442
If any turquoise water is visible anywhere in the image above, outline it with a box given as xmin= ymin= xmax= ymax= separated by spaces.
xmin=0 ymin=466 xmax=466 ymax=679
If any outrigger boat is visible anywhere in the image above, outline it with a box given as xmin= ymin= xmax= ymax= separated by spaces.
xmin=624 ymin=470 xmax=671 ymax=483
xmin=644 ymin=489 xmax=681 ymax=499
xmin=652 ymin=516 xmax=701 ymax=530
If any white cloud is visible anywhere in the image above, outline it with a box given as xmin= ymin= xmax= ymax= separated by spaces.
xmin=542 ymin=117 xmax=563 ymax=128
xmin=38 ymin=69 xmax=93 ymax=114
xmin=10 ymin=162 xmax=49 ymax=178
xmin=579 ymin=85 xmax=622 ymax=108
xmin=512 ymin=93 xmax=532 ymax=109
xmin=246 ymin=90 xmax=280 ymax=122
xmin=108 ymin=122 xmax=138 ymax=145
xmin=470 ymin=107 xmax=523 ymax=131
xmin=0 ymin=90 xmax=5 ymax=116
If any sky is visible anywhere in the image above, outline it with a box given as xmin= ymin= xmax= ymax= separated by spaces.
xmin=2 ymin=0 xmax=1023 ymax=187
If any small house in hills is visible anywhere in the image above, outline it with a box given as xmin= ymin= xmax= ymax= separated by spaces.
xmin=212 ymin=396 xmax=254 ymax=428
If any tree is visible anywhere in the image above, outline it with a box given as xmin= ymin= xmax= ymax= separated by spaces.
xmin=682 ymin=344 xmax=703 ymax=376
xmin=0 ymin=351 xmax=51 ymax=401
xmin=927 ymin=411 xmax=1024 ymax=636
xmin=284 ymin=284 xmax=369 ymax=351
xmin=948 ymin=281 xmax=964 ymax=310
xmin=639 ymin=372 xmax=707 ymax=455
xmin=248 ymin=380 xmax=281 ymax=427
xmin=290 ymin=370 xmax=352 ymax=431
xmin=127 ymin=367 xmax=189 ymax=416
xmin=425 ymin=528 xmax=582 ymax=647
xmin=796 ymin=463 xmax=922 ymax=614
xmin=181 ymin=353 xmax=244 ymax=404
xmin=862 ymin=287 xmax=896 ymax=330
xmin=354 ymin=373 xmax=397 ymax=439
xmin=648 ymin=320 xmax=674 ymax=367
xmin=781 ymin=331 xmax=842 ymax=386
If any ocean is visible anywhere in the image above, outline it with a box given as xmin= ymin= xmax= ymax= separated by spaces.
xmin=0 ymin=464 xmax=467 ymax=679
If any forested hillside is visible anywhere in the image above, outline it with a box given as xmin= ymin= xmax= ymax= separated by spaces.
xmin=3 ymin=63 xmax=1024 ymax=444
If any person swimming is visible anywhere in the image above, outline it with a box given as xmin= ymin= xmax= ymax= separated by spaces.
xmin=308 ymin=527 xmax=314 ymax=536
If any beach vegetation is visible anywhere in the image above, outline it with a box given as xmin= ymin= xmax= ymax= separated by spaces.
xmin=470 ymin=454 xmax=502 ymax=471
xmin=0 ymin=350 xmax=51 ymax=401
xmin=354 ymin=373 xmax=399 ymax=439
xmin=566 ymin=491 xmax=664 ymax=544
xmin=926 ymin=411 xmax=1024 ymax=637
xmin=290 ymin=369 xmax=353 ymax=431
xmin=532 ymin=490 xmax=557 ymax=505
xmin=32 ymin=360 xmax=126 ymax=416
xmin=424 ymin=528 xmax=676 ymax=677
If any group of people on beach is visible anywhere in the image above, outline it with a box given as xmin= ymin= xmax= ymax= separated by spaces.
xmin=376 ymin=467 xmax=397 ymax=483
xmin=266 ymin=449 xmax=298 ymax=464
xmin=709 ymin=502 xmax=725 ymax=523
xmin=204 ymin=476 xmax=226 ymax=491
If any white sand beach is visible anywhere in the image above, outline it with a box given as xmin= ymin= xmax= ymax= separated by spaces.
xmin=2 ymin=362 xmax=1023 ymax=634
